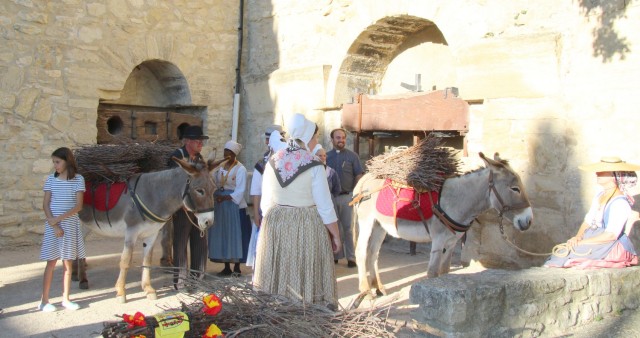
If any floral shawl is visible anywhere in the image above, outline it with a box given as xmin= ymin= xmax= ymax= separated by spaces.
xmin=269 ymin=144 xmax=323 ymax=188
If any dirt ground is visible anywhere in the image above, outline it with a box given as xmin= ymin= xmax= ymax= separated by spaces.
xmin=2 ymin=237 xmax=639 ymax=337
xmin=0 ymin=236 xmax=439 ymax=337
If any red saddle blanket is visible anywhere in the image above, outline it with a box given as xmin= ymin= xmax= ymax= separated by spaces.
xmin=83 ymin=182 xmax=128 ymax=211
xmin=376 ymin=179 xmax=439 ymax=221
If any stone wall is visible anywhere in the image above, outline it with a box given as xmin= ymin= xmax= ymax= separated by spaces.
xmin=238 ymin=0 xmax=640 ymax=268
xmin=0 ymin=0 xmax=238 ymax=246
xmin=409 ymin=266 xmax=640 ymax=337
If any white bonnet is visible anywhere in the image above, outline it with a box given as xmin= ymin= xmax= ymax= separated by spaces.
xmin=286 ymin=113 xmax=316 ymax=147
xmin=224 ymin=140 xmax=242 ymax=155
xmin=268 ymin=131 xmax=287 ymax=153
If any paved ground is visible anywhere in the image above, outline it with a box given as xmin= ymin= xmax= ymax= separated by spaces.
xmin=1 ymin=237 xmax=639 ymax=337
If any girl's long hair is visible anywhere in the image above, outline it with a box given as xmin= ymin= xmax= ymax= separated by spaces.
xmin=52 ymin=147 xmax=78 ymax=180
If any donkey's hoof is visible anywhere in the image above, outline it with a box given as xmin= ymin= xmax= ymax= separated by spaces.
xmin=375 ymin=288 xmax=387 ymax=297
xmin=79 ymin=280 xmax=89 ymax=290
xmin=146 ymin=292 xmax=157 ymax=300
xmin=116 ymin=295 xmax=127 ymax=304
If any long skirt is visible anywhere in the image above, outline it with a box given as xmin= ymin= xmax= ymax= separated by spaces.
xmin=208 ymin=189 xmax=250 ymax=263
xmin=545 ymin=227 xmax=638 ymax=268
xmin=254 ymin=205 xmax=337 ymax=306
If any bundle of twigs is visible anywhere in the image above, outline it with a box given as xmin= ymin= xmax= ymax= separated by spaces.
xmin=102 ymin=269 xmax=400 ymax=337
xmin=74 ymin=138 xmax=176 ymax=183
xmin=366 ymin=135 xmax=460 ymax=191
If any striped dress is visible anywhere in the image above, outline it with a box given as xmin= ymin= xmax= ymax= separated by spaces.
xmin=39 ymin=174 xmax=87 ymax=261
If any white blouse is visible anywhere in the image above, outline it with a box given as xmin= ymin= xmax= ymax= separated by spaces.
xmin=212 ymin=162 xmax=248 ymax=209
xmin=261 ymin=163 xmax=338 ymax=224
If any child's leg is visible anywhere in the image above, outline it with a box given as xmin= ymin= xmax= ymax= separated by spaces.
xmin=62 ymin=260 xmax=73 ymax=302
xmin=41 ymin=260 xmax=58 ymax=304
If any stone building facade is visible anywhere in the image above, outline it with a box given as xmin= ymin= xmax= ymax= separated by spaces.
xmin=2 ymin=0 xmax=640 ymax=269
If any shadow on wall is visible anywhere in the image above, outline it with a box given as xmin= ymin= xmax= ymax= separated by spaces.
xmin=578 ymin=0 xmax=631 ymax=62
xmin=238 ymin=0 xmax=278 ymax=169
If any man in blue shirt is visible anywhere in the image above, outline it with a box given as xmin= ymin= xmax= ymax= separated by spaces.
xmin=326 ymin=128 xmax=364 ymax=268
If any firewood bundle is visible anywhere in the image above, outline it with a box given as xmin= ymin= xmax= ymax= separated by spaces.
xmin=74 ymin=138 xmax=176 ymax=183
xmin=101 ymin=269 xmax=400 ymax=337
xmin=366 ymin=135 xmax=460 ymax=192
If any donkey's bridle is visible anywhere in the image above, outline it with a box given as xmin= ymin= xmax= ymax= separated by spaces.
xmin=128 ymin=174 xmax=215 ymax=224
xmin=487 ymin=170 xmax=530 ymax=217
xmin=181 ymin=177 xmax=215 ymax=214
xmin=430 ymin=170 xmax=530 ymax=234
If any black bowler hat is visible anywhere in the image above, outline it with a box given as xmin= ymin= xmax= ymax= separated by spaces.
xmin=182 ymin=125 xmax=209 ymax=140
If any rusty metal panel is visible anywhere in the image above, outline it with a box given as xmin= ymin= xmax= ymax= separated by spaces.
xmin=341 ymin=90 xmax=469 ymax=133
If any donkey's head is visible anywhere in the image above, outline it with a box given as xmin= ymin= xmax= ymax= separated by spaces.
xmin=172 ymin=155 xmax=227 ymax=232
xmin=479 ymin=152 xmax=533 ymax=231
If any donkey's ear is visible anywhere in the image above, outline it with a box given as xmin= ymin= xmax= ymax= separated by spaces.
xmin=479 ymin=152 xmax=500 ymax=168
xmin=172 ymin=156 xmax=199 ymax=175
xmin=207 ymin=157 xmax=229 ymax=172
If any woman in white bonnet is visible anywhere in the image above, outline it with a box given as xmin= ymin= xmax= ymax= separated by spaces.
xmin=255 ymin=113 xmax=341 ymax=308
xmin=545 ymin=156 xmax=639 ymax=268
xmin=208 ymin=140 xmax=251 ymax=276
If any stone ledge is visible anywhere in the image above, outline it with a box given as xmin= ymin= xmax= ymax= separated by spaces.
xmin=409 ymin=266 xmax=640 ymax=337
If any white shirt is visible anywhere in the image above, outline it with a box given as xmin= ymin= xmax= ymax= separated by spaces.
xmin=261 ymin=164 xmax=338 ymax=224
xmin=212 ymin=163 xmax=248 ymax=209
xmin=250 ymin=169 xmax=262 ymax=196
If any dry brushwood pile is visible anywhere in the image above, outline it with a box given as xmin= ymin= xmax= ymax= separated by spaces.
xmin=366 ymin=135 xmax=460 ymax=192
xmin=74 ymin=139 xmax=176 ymax=183
xmin=102 ymin=269 xmax=399 ymax=337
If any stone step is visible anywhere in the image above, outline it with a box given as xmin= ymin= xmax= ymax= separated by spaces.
xmin=409 ymin=266 xmax=640 ymax=337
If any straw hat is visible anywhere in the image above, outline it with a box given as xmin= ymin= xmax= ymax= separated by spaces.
xmin=579 ymin=156 xmax=640 ymax=172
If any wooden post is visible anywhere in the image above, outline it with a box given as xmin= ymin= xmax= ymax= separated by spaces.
xmin=409 ymin=132 xmax=421 ymax=255
xmin=368 ymin=134 xmax=375 ymax=158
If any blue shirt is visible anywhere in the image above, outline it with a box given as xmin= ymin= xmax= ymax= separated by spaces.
xmin=326 ymin=148 xmax=363 ymax=193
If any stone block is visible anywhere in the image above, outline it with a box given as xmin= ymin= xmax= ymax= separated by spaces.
xmin=87 ymin=3 xmax=106 ymax=16
xmin=0 ymin=215 xmax=20 ymax=227
xmin=587 ymin=273 xmax=611 ymax=296
xmin=1 ymin=226 xmax=26 ymax=238
xmin=0 ymin=91 xmax=16 ymax=109
xmin=13 ymin=23 xmax=42 ymax=35
xmin=1 ymin=66 xmax=24 ymax=92
xmin=33 ymin=98 xmax=53 ymax=122
xmin=15 ymin=87 xmax=40 ymax=118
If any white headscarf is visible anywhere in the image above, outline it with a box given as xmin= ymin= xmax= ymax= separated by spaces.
xmin=268 ymin=131 xmax=287 ymax=153
xmin=224 ymin=140 xmax=242 ymax=155
xmin=286 ymin=113 xmax=316 ymax=150
xmin=311 ymin=143 xmax=323 ymax=155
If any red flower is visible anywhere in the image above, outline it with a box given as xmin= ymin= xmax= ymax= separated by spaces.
xmin=202 ymin=294 xmax=222 ymax=316
xmin=122 ymin=311 xmax=146 ymax=329
xmin=203 ymin=323 xmax=224 ymax=338
xmin=284 ymin=161 xmax=293 ymax=172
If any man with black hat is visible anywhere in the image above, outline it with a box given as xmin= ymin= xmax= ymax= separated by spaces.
xmin=169 ymin=125 xmax=210 ymax=290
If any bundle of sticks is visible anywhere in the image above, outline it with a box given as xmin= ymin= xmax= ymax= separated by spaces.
xmin=74 ymin=138 xmax=176 ymax=183
xmin=102 ymin=269 xmax=402 ymax=337
xmin=366 ymin=135 xmax=460 ymax=192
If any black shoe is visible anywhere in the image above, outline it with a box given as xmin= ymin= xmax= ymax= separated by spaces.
xmin=217 ymin=269 xmax=233 ymax=277
xmin=347 ymin=260 xmax=357 ymax=268
xmin=334 ymin=260 xmax=338 ymax=264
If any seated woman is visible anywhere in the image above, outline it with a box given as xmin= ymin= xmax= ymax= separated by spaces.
xmin=545 ymin=156 xmax=639 ymax=268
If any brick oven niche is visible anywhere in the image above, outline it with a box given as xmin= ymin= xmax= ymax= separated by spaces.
xmin=97 ymin=59 xmax=205 ymax=144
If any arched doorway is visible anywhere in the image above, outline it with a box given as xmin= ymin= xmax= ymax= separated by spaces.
xmin=97 ymin=59 xmax=206 ymax=144
xmin=334 ymin=15 xmax=465 ymax=158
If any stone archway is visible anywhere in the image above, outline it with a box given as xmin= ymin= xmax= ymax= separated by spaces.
xmin=333 ymin=15 xmax=448 ymax=106
xmin=115 ymin=59 xmax=193 ymax=107
xmin=97 ymin=60 xmax=205 ymax=144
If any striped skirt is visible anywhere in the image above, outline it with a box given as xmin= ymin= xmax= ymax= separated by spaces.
xmin=254 ymin=205 xmax=337 ymax=306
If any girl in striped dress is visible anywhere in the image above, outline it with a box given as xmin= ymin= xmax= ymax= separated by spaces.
xmin=38 ymin=147 xmax=86 ymax=312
